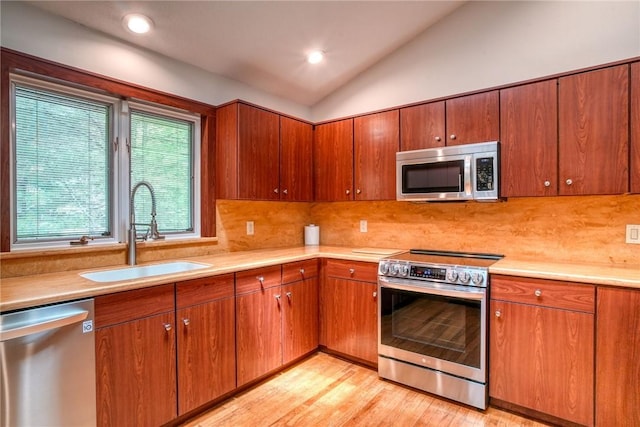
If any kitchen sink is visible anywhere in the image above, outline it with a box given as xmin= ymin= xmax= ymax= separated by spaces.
xmin=80 ymin=261 xmax=210 ymax=283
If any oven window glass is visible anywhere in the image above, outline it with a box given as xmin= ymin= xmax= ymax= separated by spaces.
xmin=380 ymin=288 xmax=481 ymax=368
xmin=402 ymin=160 xmax=465 ymax=194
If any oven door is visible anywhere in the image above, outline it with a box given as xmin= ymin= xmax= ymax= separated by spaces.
xmin=378 ymin=277 xmax=487 ymax=383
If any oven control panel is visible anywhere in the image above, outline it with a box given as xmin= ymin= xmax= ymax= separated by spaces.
xmin=378 ymin=261 xmax=488 ymax=287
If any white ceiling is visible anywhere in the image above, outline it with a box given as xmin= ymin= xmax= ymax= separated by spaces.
xmin=25 ymin=1 xmax=466 ymax=106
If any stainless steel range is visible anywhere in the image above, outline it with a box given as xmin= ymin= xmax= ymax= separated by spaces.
xmin=378 ymin=249 xmax=503 ymax=410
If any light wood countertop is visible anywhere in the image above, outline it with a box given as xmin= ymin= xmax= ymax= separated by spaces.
xmin=2 ymin=245 xmax=638 ymax=312
xmin=0 ymin=246 xmax=400 ymax=312
xmin=490 ymin=258 xmax=640 ymax=288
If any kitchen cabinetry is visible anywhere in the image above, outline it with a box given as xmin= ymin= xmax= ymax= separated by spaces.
xmin=314 ymin=119 xmax=354 ymax=201
xmin=95 ymin=284 xmax=177 ymax=427
xmin=176 ymin=275 xmax=236 ymax=414
xmin=280 ymin=116 xmax=313 ymax=201
xmin=353 ymin=110 xmax=399 ymax=200
xmin=314 ymin=112 xmax=398 ymax=201
xmin=558 ymin=64 xmax=629 ymax=195
xmin=445 ymin=91 xmax=499 ymax=146
xmin=400 ymin=101 xmax=445 ymax=151
xmin=489 ymin=275 xmax=594 ymax=426
xmin=631 ymin=62 xmax=640 ymax=193
xmin=499 ymin=80 xmax=558 ymax=197
xmin=282 ymin=259 xmax=319 ymax=364
xmin=596 ymin=287 xmax=640 ymax=426
xmin=320 ymin=259 xmax=378 ymax=365
xmin=235 ymin=265 xmax=283 ymax=387
xmin=216 ymin=102 xmax=312 ymax=201
xmin=399 ymin=91 xmax=498 ymax=150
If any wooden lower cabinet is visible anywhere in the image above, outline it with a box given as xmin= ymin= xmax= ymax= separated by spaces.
xmin=490 ymin=276 xmax=595 ymax=426
xmin=95 ymin=284 xmax=177 ymax=427
xmin=320 ymin=259 xmax=378 ymax=365
xmin=176 ymin=275 xmax=236 ymax=414
xmin=596 ymin=287 xmax=640 ymax=426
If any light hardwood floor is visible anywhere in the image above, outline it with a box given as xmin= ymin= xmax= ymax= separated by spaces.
xmin=182 ymin=352 xmax=547 ymax=427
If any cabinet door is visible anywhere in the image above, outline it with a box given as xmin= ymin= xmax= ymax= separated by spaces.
xmin=559 ymin=65 xmax=629 ymax=195
xmin=280 ymin=116 xmax=313 ymax=201
xmin=176 ymin=297 xmax=236 ymax=414
xmin=631 ymin=62 xmax=640 ymax=193
xmin=500 ymin=80 xmax=558 ymax=197
xmin=238 ymin=103 xmax=280 ymax=200
xmin=236 ymin=287 xmax=282 ymax=386
xmin=314 ymin=119 xmax=354 ymax=201
xmin=322 ymin=276 xmax=377 ymax=365
xmin=400 ymin=101 xmax=445 ymax=151
xmin=596 ymin=287 xmax=640 ymax=426
xmin=282 ymin=278 xmax=319 ymax=364
xmin=490 ymin=301 xmax=594 ymax=426
xmin=354 ymin=110 xmax=399 ymax=200
xmin=445 ymin=91 xmax=499 ymax=146
xmin=96 ymin=313 xmax=177 ymax=427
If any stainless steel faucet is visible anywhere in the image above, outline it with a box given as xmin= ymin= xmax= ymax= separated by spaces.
xmin=128 ymin=181 xmax=164 ymax=265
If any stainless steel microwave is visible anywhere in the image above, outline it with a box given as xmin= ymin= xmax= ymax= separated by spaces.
xmin=396 ymin=141 xmax=499 ymax=202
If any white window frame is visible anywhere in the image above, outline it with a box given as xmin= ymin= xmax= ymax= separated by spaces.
xmin=9 ymin=73 xmax=201 ymax=250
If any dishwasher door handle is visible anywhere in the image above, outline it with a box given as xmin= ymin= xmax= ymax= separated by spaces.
xmin=1 ymin=310 xmax=89 ymax=342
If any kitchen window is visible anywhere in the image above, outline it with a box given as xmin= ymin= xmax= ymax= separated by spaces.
xmin=10 ymin=74 xmax=200 ymax=249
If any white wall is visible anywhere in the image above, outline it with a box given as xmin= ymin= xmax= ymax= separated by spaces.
xmin=311 ymin=1 xmax=640 ymax=122
xmin=0 ymin=1 xmax=312 ymax=120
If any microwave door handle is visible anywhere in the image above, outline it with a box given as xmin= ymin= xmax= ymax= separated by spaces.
xmin=465 ymin=155 xmax=472 ymax=195
xmin=379 ymin=280 xmax=485 ymax=301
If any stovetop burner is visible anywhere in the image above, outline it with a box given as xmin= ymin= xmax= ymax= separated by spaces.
xmin=389 ymin=249 xmax=503 ymax=268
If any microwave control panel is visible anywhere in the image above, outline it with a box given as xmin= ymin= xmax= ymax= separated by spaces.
xmin=475 ymin=157 xmax=494 ymax=191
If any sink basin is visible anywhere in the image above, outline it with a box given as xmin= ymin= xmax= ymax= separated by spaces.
xmin=81 ymin=261 xmax=210 ymax=283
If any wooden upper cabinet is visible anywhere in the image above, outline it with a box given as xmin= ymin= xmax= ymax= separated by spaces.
xmin=280 ymin=116 xmax=313 ymax=201
xmin=631 ymin=62 xmax=640 ymax=194
xmin=445 ymin=91 xmax=499 ymax=146
xmin=314 ymin=118 xmax=354 ymax=201
xmin=215 ymin=102 xmax=280 ymax=200
xmin=500 ymin=80 xmax=558 ymax=197
xmin=400 ymin=101 xmax=445 ymax=151
xmin=354 ymin=110 xmax=399 ymax=200
xmin=559 ymin=65 xmax=629 ymax=195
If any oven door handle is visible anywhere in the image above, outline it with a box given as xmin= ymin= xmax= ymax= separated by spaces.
xmin=379 ymin=280 xmax=485 ymax=301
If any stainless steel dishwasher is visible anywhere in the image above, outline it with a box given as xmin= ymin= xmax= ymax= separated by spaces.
xmin=1 ymin=298 xmax=96 ymax=427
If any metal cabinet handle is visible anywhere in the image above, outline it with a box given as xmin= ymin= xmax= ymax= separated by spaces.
xmin=534 ymin=289 xmax=542 ymax=297
xmin=275 ymin=294 xmax=281 ymax=301
xmin=299 ymin=268 xmax=305 ymax=275
xmin=495 ymin=310 xmax=501 ymax=318
xmin=257 ymin=276 xmax=264 ymax=284
xmin=283 ymin=189 xmax=288 ymax=195
xmin=182 ymin=318 xmax=190 ymax=326
xmin=356 ymin=189 xmax=361 ymax=194
xmin=346 ymin=189 xmax=350 ymax=195
xmin=372 ymin=291 xmax=377 ymax=298
xmin=544 ymin=180 xmax=551 ymax=187
xmin=435 ymin=136 xmax=441 ymax=142
xmin=565 ymin=179 xmax=573 ymax=186
xmin=349 ymin=268 xmax=355 ymax=275
xmin=450 ymin=134 xmax=457 ymax=140
xmin=163 ymin=323 xmax=172 ymax=331
xmin=286 ymin=292 xmax=292 ymax=300
xmin=273 ymin=188 xmax=279 ymax=194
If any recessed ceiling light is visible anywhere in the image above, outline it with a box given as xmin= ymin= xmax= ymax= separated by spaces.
xmin=123 ymin=13 xmax=153 ymax=34
xmin=307 ymin=50 xmax=324 ymax=65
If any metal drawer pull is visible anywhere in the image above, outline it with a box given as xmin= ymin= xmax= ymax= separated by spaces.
xmin=373 ymin=291 xmax=377 ymax=298
xmin=534 ymin=289 xmax=542 ymax=297
xmin=495 ymin=310 xmax=501 ymax=318
xmin=300 ymin=268 xmax=305 ymax=275
xmin=257 ymin=276 xmax=265 ymax=284
xmin=275 ymin=294 xmax=281 ymax=301
xmin=286 ymin=292 xmax=292 ymax=300
xmin=163 ymin=323 xmax=172 ymax=331
xmin=349 ymin=268 xmax=355 ymax=275
xmin=182 ymin=318 xmax=190 ymax=326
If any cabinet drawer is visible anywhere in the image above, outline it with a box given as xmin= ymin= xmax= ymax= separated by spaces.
xmin=95 ymin=284 xmax=175 ymax=328
xmin=236 ymin=265 xmax=282 ymax=294
xmin=176 ymin=274 xmax=234 ymax=309
xmin=491 ymin=275 xmax=594 ymax=313
xmin=324 ymin=259 xmax=378 ymax=283
xmin=282 ymin=259 xmax=318 ymax=284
